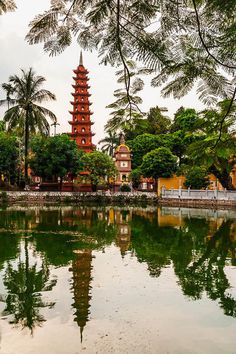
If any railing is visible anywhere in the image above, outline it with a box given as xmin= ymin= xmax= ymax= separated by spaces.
xmin=161 ymin=188 xmax=236 ymax=200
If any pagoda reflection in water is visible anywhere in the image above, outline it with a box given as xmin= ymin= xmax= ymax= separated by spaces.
xmin=69 ymin=249 xmax=93 ymax=342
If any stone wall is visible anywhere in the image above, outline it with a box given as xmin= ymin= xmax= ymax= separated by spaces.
xmin=0 ymin=191 xmax=158 ymax=205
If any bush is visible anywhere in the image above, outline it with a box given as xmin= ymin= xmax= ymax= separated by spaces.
xmin=120 ymin=184 xmax=131 ymax=192
xmin=0 ymin=191 xmax=8 ymax=203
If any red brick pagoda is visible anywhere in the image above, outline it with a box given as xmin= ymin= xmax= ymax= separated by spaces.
xmin=69 ymin=52 xmax=95 ymax=152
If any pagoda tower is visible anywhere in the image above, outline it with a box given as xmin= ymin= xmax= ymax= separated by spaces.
xmin=69 ymin=52 xmax=95 ymax=152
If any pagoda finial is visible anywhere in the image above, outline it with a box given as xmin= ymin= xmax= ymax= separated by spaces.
xmin=79 ymin=51 xmax=83 ymax=66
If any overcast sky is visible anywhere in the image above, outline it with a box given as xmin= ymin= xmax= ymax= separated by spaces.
xmin=0 ymin=0 xmax=204 ymax=144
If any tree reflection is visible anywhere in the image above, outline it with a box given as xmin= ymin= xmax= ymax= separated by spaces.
xmin=131 ymin=212 xmax=236 ymax=317
xmin=176 ymin=220 xmax=236 ymax=317
xmin=1 ymin=237 xmax=57 ymax=333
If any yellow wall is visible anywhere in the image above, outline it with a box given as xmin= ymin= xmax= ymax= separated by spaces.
xmin=157 ymin=170 xmax=236 ymax=195
xmin=157 ymin=176 xmax=186 ymax=196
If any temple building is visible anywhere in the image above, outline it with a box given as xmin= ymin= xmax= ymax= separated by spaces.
xmin=114 ymin=134 xmax=132 ymax=191
xmin=68 ymin=52 xmax=95 ymax=153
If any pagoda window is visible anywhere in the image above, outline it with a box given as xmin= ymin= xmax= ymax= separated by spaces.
xmin=81 ymin=97 xmax=84 ymax=101
xmin=74 ymin=128 xmax=77 ymax=133
xmin=121 ymin=161 xmax=128 ymax=167
xmin=81 ymin=89 xmax=84 ymax=92
xmin=81 ymin=106 xmax=84 ymax=110
xmin=81 ymin=139 xmax=86 ymax=144
xmin=82 ymin=116 xmax=85 ymax=121
xmin=81 ymin=128 xmax=85 ymax=132
xmin=122 ymin=175 xmax=127 ymax=181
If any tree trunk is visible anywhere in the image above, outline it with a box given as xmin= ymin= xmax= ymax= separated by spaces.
xmin=210 ymin=166 xmax=234 ymax=190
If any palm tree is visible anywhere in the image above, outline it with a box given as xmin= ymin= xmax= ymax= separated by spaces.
xmin=1 ymin=83 xmax=14 ymax=110
xmin=98 ymin=130 xmax=119 ymax=157
xmin=2 ymin=237 xmax=57 ymax=333
xmin=0 ymin=68 xmax=57 ymax=184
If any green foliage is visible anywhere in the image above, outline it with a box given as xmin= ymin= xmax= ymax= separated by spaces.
xmin=98 ymin=130 xmax=119 ymax=156
xmin=187 ymin=100 xmax=236 ymax=190
xmin=0 ymin=121 xmax=5 ymax=131
xmin=146 ymin=106 xmax=170 ymax=134
xmin=30 ymin=134 xmax=84 ymax=180
xmin=129 ymin=168 xmax=142 ymax=189
xmin=184 ymin=166 xmax=210 ymax=190
xmin=171 ymin=108 xmax=200 ymax=133
xmin=120 ymin=184 xmax=131 ymax=192
xmin=0 ymin=68 xmax=56 ymax=183
xmin=26 ymin=1 xmax=236 ymax=106
xmin=105 ymin=61 xmax=145 ymax=133
xmin=127 ymin=134 xmax=164 ymax=169
xmin=0 ymin=132 xmax=19 ymax=181
xmin=141 ymin=147 xmax=178 ymax=180
xmin=123 ymin=106 xmax=171 ymax=140
xmin=0 ymin=191 xmax=8 ymax=203
xmin=82 ymin=150 xmax=117 ymax=187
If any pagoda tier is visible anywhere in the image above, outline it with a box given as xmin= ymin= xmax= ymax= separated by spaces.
xmin=72 ymin=83 xmax=91 ymax=89
xmin=73 ymin=75 xmax=89 ymax=80
xmin=71 ymin=131 xmax=95 ymax=137
xmin=70 ymin=101 xmax=92 ymax=106
xmin=69 ymin=121 xmax=94 ymax=126
xmin=69 ymin=110 xmax=93 ymax=115
xmin=68 ymin=52 xmax=95 ymax=153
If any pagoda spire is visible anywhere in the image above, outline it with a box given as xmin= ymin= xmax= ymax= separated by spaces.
xmin=79 ymin=51 xmax=83 ymax=66
xmin=68 ymin=54 xmax=95 ymax=153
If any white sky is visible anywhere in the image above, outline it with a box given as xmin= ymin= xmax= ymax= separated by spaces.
xmin=0 ymin=0 xmax=204 ymax=144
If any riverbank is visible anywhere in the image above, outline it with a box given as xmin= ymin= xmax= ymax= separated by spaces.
xmin=159 ymin=197 xmax=236 ymax=208
xmin=0 ymin=191 xmax=158 ymax=205
xmin=2 ymin=191 xmax=236 ymax=208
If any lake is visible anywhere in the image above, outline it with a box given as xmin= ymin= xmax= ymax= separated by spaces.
xmin=0 ymin=205 xmax=235 ymax=354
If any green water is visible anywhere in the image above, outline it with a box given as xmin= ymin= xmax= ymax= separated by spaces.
xmin=0 ymin=205 xmax=235 ymax=354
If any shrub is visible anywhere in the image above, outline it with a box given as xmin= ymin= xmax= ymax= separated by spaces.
xmin=120 ymin=184 xmax=131 ymax=192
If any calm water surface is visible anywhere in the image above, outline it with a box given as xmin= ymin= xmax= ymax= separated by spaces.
xmin=0 ymin=205 xmax=235 ymax=354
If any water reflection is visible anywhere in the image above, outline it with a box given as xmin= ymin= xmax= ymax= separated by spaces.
xmin=1 ymin=237 xmax=57 ymax=333
xmin=0 ymin=205 xmax=235 ymax=339
xmin=69 ymin=249 xmax=93 ymax=342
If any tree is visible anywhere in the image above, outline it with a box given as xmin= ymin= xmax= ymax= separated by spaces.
xmin=188 ymin=100 xmax=236 ymax=190
xmin=123 ymin=106 xmax=171 ymax=140
xmin=0 ymin=68 xmax=57 ymax=184
xmin=184 ymin=166 xmax=210 ymax=190
xmin=30 ymin=134 xmax=84 ymax=189
xmin=141 ymin=147 xmax=178 ymax=181
xmin=98 ymin=130 xmax=119 ymax=156
xmin=82 ymin=151 xmax=117 ymax=191
xmin=26 ymin=0 xmax=236 ymax=120
xmin=0 ymin=121 xmax=5 ymax=131
xmin=129 ymin=168 xmax=142 ymax=189
xmin=105 ymin=61 xmax=145 ymax=133
xmin=2 ymin=237 xmax=56 ymax=333
xmin=146 ymin=106 xmax=170 ymax=135
xmin=0 ymin=0 xmax=16 ymax=15
xmin=0 ymin=132 xmax=19 ymax=184
xmin=1 ymin=83 xmax=14 ymax=110
xmin=170 ymin=108 xmax=200 ymax=133
xmin=127 ymin=134 xmax=164 ymax=169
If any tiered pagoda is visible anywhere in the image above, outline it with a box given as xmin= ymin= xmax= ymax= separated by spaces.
xmin=69 ymin=52 xmax=95 ymax=152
